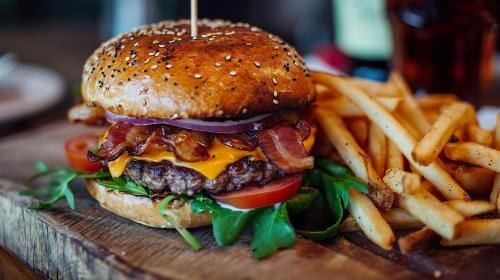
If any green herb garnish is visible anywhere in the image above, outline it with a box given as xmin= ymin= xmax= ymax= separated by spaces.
xmin=20 ymin=162 xmax=108 ymax=209
xmin=96 ymin=176 xmax=151 ymax=196
xmin=157 ymin=195 xmax=202 ymax=250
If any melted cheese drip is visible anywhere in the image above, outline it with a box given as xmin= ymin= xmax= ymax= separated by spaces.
xmin=107 ymin=127 xmax=316 ymax=180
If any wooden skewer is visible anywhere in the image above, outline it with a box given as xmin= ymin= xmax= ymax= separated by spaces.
xmin=190 ymin=0 xmax=198 ymax=37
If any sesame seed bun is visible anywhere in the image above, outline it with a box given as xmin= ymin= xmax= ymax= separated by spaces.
xmin=82 ymin=19 xmax=315 ymax=119
xmin=85 ymin=179 xmax=212 ymax=229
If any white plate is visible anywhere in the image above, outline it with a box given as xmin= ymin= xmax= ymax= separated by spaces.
xmin=0 ymin=64 xmax=65 ymax=124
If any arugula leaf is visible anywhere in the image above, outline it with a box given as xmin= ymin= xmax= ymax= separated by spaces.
xmin=192 ymin=196 xmax=257 ymax=246
xmin=27 ymin=172 xmax=78 ymax=210
xmin=21 ymin=162 xmax=144 ymax=209
xmin=158 ymin=195 xmax=202 ymax=250
xmin=298 ymin=160 xmax=368 ymax=241
xmin=285 ymin=187 xmax=319 ymax=217
xmin=250 ymin=204 xmax=296 ymax=259
xmin=96 ymin=177 xmax=151 ymax=196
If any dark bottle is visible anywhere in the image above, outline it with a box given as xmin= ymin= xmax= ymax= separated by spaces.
xmin=332 ymin=0 xmax=392 ymax=81
xmin=387 ymin=0 xmax=498 ymax=103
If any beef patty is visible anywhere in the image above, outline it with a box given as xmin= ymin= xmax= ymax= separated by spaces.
xmin=123 ymin=157 xmax=282 ymax=196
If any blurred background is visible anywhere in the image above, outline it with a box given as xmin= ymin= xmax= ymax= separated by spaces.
xmin=0 ymin=0 xmax=499 ymax=137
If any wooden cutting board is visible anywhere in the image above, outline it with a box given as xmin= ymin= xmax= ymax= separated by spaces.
xmin=0 ymin=121 xmax=498 ymax=280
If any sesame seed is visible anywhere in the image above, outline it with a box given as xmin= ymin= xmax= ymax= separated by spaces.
xmin=254 ymin=61 xmax=261 ymax=67
xmin=273 ymin=90 xmax=278 ymax=97
xmin=148 ymin=52 xmax=155 ymax=56
xmin=166 ymin=64 xmax=173 ymax=69
xmin=151 ymin=64 xmax=158 ymax=69
xmin=216 ymin=110 xmax=224 ymax=116
xmin=145 ymin=58 xmax=151 ymax=63
xmin=152 ymin=40 xmax=160 ymax=44
xmin=214 ymin=62 xmax=222 ymax=67
xmin=133 ymin=42 xmax=139 ymax=47
xmin=272 ymin=78 xmax=278 ymax=85
xmin=144 ymin=75 xmax=151 ymax=79
xmin=229 ymin=71 xmax=237 ymax=76
xmin=225 ymin=55 xmax=232 ymax=61
xmin=242 ymin=108 xmax=248 ymax=114
xmin=171 ymin=113 xmax=179 ymax=119
xmin=125 ymin=57 xmax=130 ymax=62
xmin=159 ymin=44 xmax=165 ymax=48
xmin=246 ymin=43 xmax=253 ymax=46
xmin=194 ymin=73 xmax=202 ymax=79
xmin=274 ymin=46 xmax=279 ymax=50
xmin=155 ymin=52 xmax=160 ymax=57
xmin=273 ymin=99 xmax=279 ymax=104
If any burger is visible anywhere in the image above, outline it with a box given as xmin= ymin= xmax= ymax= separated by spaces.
xmin=66 ymin=19 xmax=317 ymax=257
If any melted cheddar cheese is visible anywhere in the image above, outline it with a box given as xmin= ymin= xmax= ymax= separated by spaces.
xmin=107 ymin=127 xmax=316 ymax=179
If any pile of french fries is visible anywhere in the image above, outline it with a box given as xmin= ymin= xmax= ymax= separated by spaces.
xmin=312 ymin=71 xmax=500 ymax=253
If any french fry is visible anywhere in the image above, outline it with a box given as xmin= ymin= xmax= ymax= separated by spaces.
xmin=315 ymin=84 xmax=337 ymax=98
xmin=398 ymin=227 xmax=439 ymax=254
xmin=411 ymin=102 xmax=472 ymax=166
xmin=387 ymin=140 xmax=404 ymax=170
xmin=382 ymin=208 xmax=424 ymax=229
xmin=392 ymin=111 xmax=422 ymax=139
xmin=421 ymin=180 xmax=444 ymax=200
xmin=341 ymin=208 xmax=424 ymax=232
xmin=313 ymin=72 xmax=470 ymax=201
xmin=346 ymin=117 xmax=368 ymax=148
xmin=314 ymin=108 xmax=394 ymax=210
xmin=389 ymin=72 xmax=432 ymax=135
xmin=347 ymin=77 xmax=398 ymax=96
xmin=491 ymin=114 xmax=500 ymax=212
xmin=398 ymin=200 xmax=495 ymax=253
xmin=422 ymin=108 xmax=441 ymax=124
xmin=347 ymin=188 xmax=395 ymax=250
xmin=416 ymin=93 xmax=458 ymax=109
xmin=442 ymin=219 xmax=500 ymax=246
xmin=368 ymin=122 xmax=387 ymax=176
xmin=444 ymin=142 xmax=500 ymax=172
xmin=317 ymin=97 xmax=401 ymax=118
xmin=383 ymin=168 xmax=421 ymax=194
xmin=445 ymin=200 xmax=495 ymax=217
xmin=466 ymin=124 xmax=493 ymax=146
xmin=492 ymin=176 xmax=500 ymax=213
xmin=444 ymin=160 xmax=494 ymax=194
xmin=396 ymin=186 xmax=464 ymax=239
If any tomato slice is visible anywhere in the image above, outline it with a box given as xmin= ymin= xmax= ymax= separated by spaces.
xmin=65 ymin=133 xmax=102 ymax=173
xmin=212 ymin=174 xmax=302 ymax=209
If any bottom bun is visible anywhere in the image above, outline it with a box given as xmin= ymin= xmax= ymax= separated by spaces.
xmin=85 ymin=179 xmax=212 ymax=229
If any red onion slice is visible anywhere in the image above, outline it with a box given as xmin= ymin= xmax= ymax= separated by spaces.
xmin=105 ymin=111 xmax=283 ymax=133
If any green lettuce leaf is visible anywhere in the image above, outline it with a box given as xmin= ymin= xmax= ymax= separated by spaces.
xmin=192 ymin=195 xmax=258 ymax=246
xmin=250 ymin=204 xmax=296 ymax=259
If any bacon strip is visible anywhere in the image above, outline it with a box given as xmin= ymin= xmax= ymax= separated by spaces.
xmin=215 ymin=133 xmax=257 ymax=151
xmin=88 ymin=122 xmax=157 ymax=162
xmin=162 ymin=130 xmax=212 ymax=162
xmin=256 ymin=122 xmax=314 ymax=173
xmin=88 ymin=122 xmax=213 ymax=162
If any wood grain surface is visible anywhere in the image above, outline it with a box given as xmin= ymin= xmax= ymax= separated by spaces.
xmin=0 ymin=121 xmax=498 ymax=280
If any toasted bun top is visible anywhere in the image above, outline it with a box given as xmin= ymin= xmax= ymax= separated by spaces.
xmin=82 ymin=19 xmax=315 ymax=119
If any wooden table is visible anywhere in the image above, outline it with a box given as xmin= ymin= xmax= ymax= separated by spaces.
xmin=1 ymin=121 xmax=500 ymax=279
